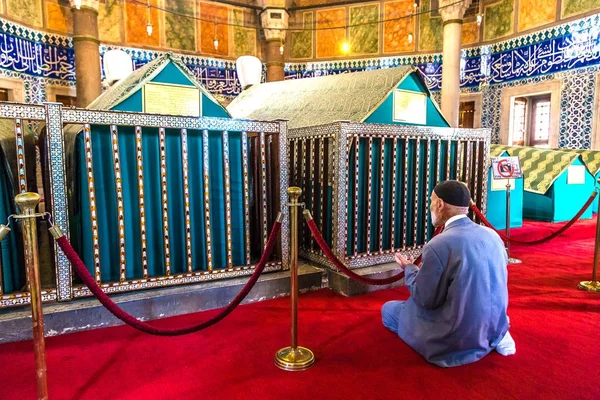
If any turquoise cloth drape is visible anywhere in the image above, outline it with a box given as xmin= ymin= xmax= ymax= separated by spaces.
xmin=0 ymin=148 xmax=23 ymax=293
xmin=75 ymin=127 xmax=248 ymax=282
xmin=345 ymin=137 xmax=452 ymax=256
xmin=72 ymin=63 xmax=238 ymax=281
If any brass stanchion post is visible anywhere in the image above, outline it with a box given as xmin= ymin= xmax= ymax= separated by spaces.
xmin=275 ymin=187 xmax=315 ymax=371
xmin=15 ymin=193 xmax=49 ymax=399
xmin=505 ymin=181 xmax=521 ymax=264
xmin=579 ymin=186 xmax=600 ymax=292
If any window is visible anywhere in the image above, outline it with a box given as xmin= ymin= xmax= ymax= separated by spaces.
xmin=55 ymin=94 xmax=76 ymax=107
xmin=0 ymin=88 xmax=9 ymax=102
xmin=530 ymin=95 xmax=551 ymax=147
xmin=509 ymin=94 xmax=551 ymax=148
xmin=511 ymin=98 xmax=527 ymax=146
xmin=459 ymin=101 xmax=475 ymax=128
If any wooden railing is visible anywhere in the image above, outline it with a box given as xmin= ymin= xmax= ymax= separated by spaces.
xmin=288 ymin=122 xmax=490 ymax=269
xmin=0 ymin=102 xmax=288 ymax=307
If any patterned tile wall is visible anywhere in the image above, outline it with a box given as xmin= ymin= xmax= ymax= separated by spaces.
xmin=478 ymin=66 xmax=599 ymax=149
xmin=1 ymin=7 xmax=600 ymax=150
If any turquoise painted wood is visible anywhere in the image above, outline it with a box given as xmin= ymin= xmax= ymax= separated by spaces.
xmin=486 ymin=177 xmax=524 ymax=230
xmin=74 ymin=61 xmax=238 ymax=283
xmin=486 ymin=151 xmax=523 ymax=230
xmin=363 ymin=72 xmax=449 ymax=127
xmin=523 ymin=158 xmax=595 ymax=223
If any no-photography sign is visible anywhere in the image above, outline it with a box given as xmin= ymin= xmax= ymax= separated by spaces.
xmin=492 ymin=157 xmax=523 ymax=179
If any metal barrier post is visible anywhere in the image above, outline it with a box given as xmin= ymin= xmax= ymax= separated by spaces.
xmin=579 ymin=186 xmax=600 ymax=292
xmin=505 ymin=182 xmax=521 ymax=264
xmin=15 ymin=192 xmax=49 ymax=399
xmin=274 ymin=187 xmax=315 ymax=371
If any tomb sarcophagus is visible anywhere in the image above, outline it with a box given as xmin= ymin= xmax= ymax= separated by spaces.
xmin=228 ymin=66 xmax=490 ymax=269
xmin=288 ymin=122 xmax=490 ymax=268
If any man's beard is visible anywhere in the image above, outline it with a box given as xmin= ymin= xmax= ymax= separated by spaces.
xmin=431 ymin=210 xmax=441 ymax=227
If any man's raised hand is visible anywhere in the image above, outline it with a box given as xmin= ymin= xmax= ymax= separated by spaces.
xmin=394 ymin=252 xmax=415 ymax=268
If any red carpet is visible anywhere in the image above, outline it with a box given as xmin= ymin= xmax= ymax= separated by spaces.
xmin=1 ymin=220 xmax=600 ymax=400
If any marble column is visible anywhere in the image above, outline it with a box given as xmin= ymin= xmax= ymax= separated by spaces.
xmin=439 ymin=0 xmax=472 ymax=127
xmin=265 ymin=39 xmax=285 ymax=82
xmin=70 ymin=0 xmax=101 ymax=108
xmin=259 ymin=6 xmax=288 ymax=82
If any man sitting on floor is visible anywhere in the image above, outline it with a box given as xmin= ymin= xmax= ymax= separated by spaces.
xmin=381 ymin=180 xmax=516 ymax=367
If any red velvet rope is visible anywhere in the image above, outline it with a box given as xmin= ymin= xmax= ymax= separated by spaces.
xmin=305 ymin=217 xmax=443 ymax=286
xmin=55 ymin=221 xmax=281 ymax=336
xmin=470 ymin=191 xmax=597 ymax=246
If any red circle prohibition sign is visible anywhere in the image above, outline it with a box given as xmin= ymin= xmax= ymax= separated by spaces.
xmin=497 ymin=159 xmax=514 ymax=178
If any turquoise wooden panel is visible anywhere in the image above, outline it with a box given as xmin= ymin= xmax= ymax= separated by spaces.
xmin=152 ymin=63 xmax=195 ymax=86
xmin=523 ymin=158 xmax=594 ymax=222
xmin=553 ymin=158 xmax=594 ymax=222
xmin=202 ymin=94 xmax=230 ymax=118
xmin=112 ymin=87 xmax=229 ymax=119
xmin=112 ymin=91 xmax=143 ymax=112
xmin=486 ymin=170 xmax=524 ymax=230
xmin=363 ymin=73 xmax=449 ymax=127
xmin=110 ymin=61 xmax=230 ymax=118
xmin=486 ymin=151 xmax=524 ymax=230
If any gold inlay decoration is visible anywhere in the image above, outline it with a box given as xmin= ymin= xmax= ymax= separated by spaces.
xmin=390 ymin=138 xmax=398 ymax=251
xmin=379 ymin=137 xmax=386 ymax=252
xmin=181 ymin=129 xmax=193 ymax=272
xmin=366 ymin=137 xmax=374 ymax=254
xmin=353 ymin=137 xmax=360 ymax=255
xmin=413 ymin=138 xmax=420 ymax=248
xmin=83 ymin=124 xmax=101 ymax=283
xmin=110 ymin=125 xmax=127 ymax=282
xmin=159 ymin=128 xmax=171 ymax=275
xmin=259 ymin=132 xmax=268 ymax=250
xmin=135 ymin=126 xmax=148 ymax=278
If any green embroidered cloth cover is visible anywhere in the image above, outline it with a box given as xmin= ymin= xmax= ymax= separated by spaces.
xmin=489 ymin=144 xmax=580 ymax=194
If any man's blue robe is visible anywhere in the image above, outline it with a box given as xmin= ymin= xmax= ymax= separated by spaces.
xmin=382 ymin=217 xmax=509 ymax=367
